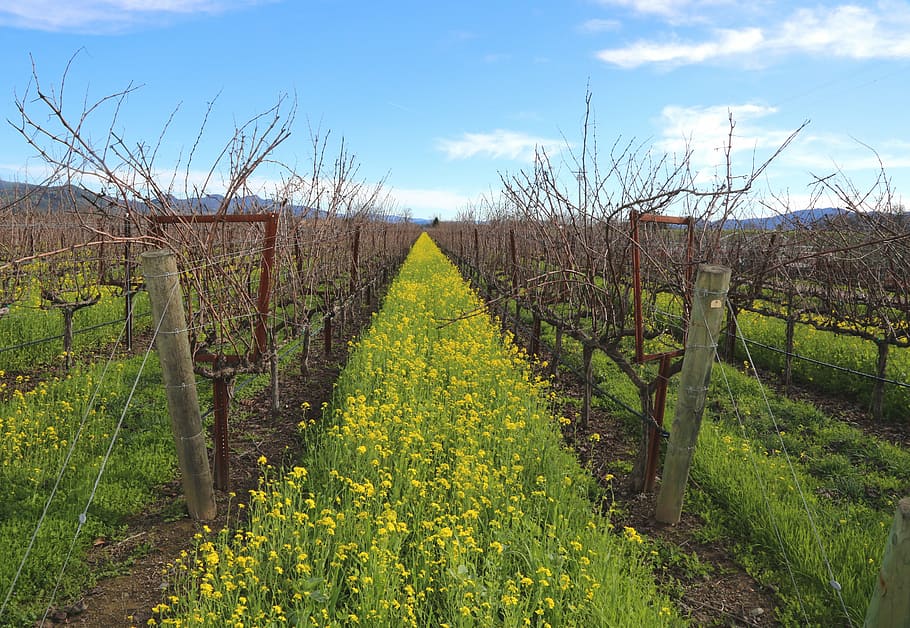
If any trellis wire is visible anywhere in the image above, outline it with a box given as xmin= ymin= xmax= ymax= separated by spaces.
xmin=38 ymin=280 xmax=178 ymax=625
xmin=708 ymin=308 xmax=811 ymax=624
xmin=0 ymin=291 xmax=160 ymax=622
xmin=726 ymin=298 xmax=854 ymax=625
xmin=0 ymin=310 xmax=152 ymax=355
xmin=741 ymin=336 xmax=910 ymax=389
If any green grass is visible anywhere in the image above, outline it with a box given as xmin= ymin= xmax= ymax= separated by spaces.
xmin=0 ymin=289 xmax=151 ymax=373
xmin=733 ymin=310 xmax=910 ymax=421
xmin=0 ymin=352 xmax=184 ymax=626
xmin=535 ymin=320 xmax=897 ymax=626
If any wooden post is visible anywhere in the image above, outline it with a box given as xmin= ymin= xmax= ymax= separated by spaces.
xmin=784 ymin=285 xmax=796 ymax=393
xmin=141 ymin=250 xmax=216 ymax=521
xmin=324 ymin=313 xmax=333 ymax=356
xmin=124 ymin=213 xmax=133 ymax=352
xmin=784 ymin=314 xmax=796 ymax=393
xmin=582 ymin=343 xmax=594 ymax=429
xmin=270 ymin=339 xmax=280 ymax=417
xmin=865 ymin=497 xmax=910 ymax=627
xmin=530 ymin=313 xmax=541 ymax=358
xmin=211 ymin=377 xmax=231 ymax=491
xmin=350 ymin=225 xmax=360 ymax=294
xmin=300 ymin=322 xmax=311 ymax=378
xmin=872 ymin=338 xmax=890 ymax=421
xmin=551 ymin=326 xmax=563 ymax=377
xmin=655 ymin=264 xmax=730 ymax=524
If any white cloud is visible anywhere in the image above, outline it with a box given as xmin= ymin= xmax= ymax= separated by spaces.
xmin=596 ymin=3 xmax=910 ymax=68
xmin=786 ymin=134 xmax=910 ymax=173
xmin=436 ymin=129 xmax=566 ymax=162
xmin=653 ymin=104 xmax=910 ymax=199
xmin=388 ymin=187 xmax=474 ymax=218
xmin=579 ymin=18 xmax=621 ymax=33
xmin=775 ymin=4 xmax=910 ymax=59
xmin=596 ymin=0 xmax=737 ymax=21
xmin=0 ymin=0 xmax=266 ymax=33
xmin=598 ymin=27 xmax=763 ymax=67
xmin=655 ymin=103 xmax=802 ymax=178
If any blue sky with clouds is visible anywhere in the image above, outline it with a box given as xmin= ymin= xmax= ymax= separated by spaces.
xmin=0 ymin=0 xmax=907 ymax=219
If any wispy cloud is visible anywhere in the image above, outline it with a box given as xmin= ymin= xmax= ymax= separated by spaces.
xmin=786 ymin=135 xmax=910 ymax=173
xmin=654 ymin=102 xmax=910 ymax=193
xmin=595 ymin=0 xmax=736 ymax=22
xmin=599 ymin=27 xmax=762 ymax=67
xmin=0 ymin=0 xmax=268 ymax=33
xmin=579 ymin=18 xmax=620 ymax=33
xmin=655 ymin=103 xmax=797 ymax=174
xmin=436 ymin=129 xmax=566 ymax=161
xmin=388 ymin=187 xmax=474 ymax=216
xmin=596 ymin=4 xmax=910 ymax=68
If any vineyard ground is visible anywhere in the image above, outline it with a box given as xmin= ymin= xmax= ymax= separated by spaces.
xmin=541 ymin=356 xmax=780 ymax=627
xmin=56 ymin=309 xmax=375 ymax=627
xmin=757 ymin=368 xmax=910 ymax=449
xmin=43 ymin=285 xmax=907 ymax=626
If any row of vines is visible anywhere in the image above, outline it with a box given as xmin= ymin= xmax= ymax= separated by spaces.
xmin=0 ymin=67 xmax=421 ymax=625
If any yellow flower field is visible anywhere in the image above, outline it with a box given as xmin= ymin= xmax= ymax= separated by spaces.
xmin=159 ymin=234 xmax=679 ymax=627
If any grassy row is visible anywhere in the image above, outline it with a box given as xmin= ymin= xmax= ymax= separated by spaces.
xmin=530 ymin=317 xmax=900 ymax=626
xmin=157 ymin=234 xmax=680 ymax=627
xmin=0 ymin=353 xmax=182 ymax=626
xmin=0 ymin=289 xmax=151 ymax=372
xmin=733 ymin=310 xmax=910 ymax=421
xmin=648 ymin=291 xmax=910 ymax=421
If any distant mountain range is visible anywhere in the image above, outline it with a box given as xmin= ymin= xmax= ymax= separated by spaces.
xmin=0 ymin=180 xmax=432 ymax=225
xmin=714 ymin=207 xmax=847 ymax=230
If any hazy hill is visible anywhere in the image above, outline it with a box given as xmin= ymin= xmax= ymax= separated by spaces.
xmin=718 ymin=207 xmax=845 ymax=230
xmin=0 ymin=179 xmax=431 ymax=224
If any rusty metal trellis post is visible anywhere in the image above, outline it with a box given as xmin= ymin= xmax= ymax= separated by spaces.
xmin=630 ymin=210 xmax=695 ymax=493
xmin=150 ymin=212 xmax=279 ymax=491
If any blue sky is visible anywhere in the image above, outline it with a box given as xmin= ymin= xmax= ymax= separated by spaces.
xmin=0 ymin=0 xmax=908 ymax=220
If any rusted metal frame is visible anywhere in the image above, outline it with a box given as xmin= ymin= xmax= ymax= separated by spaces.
xmin=151 ymin=214 xmax=275 ymax=224
xmin=251 ymin=214 xmax=279 ymax=362
xmin=644 ymin=354 xmax=673 ymax=493
xmin=212 ymin=377 xmax=231 ymax=490
xmin=631 ymin=210 xmax=694 ymax=364
xmin=150 ymin=212 xmax=279 ymax=363
xmin=149 ymin=212 xmax=279 ymax=492
xmin=630 ymin=211 xmax=696 ymax=492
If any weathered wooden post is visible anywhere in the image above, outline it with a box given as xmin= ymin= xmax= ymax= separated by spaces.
xmin=324 ymin=312 xmax=333 ymax=356
xmin=300 ymin=321 xmax=311 ymax=378
xmin=581 ymin=342 xmax=594 ymax=429
xmin=530 ymin=312 xmax=541 ymax=358
xmin=872 ymin=338 xmax=891 ymax=421
xmin=865 ymin=497 xmax=910 ymax=628
xmin=550 ymin=326 xmax=563 ymax=376
xmin=141 ymin=250 xmax=216 ymax=521
xmin=655 ymin=264 xmax=730 ymax=524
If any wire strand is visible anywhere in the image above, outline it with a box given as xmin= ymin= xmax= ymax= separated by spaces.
xmin=38 ymin=282 xmax=177 ymax=625
xmin=728 ymin=299 xmax=854 ymax=626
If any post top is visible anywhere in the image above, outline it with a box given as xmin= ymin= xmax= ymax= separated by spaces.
xmin=697 ymin=263 xmax=731 ymax=275
xmin=140 ymin=249 xmax=175 ymax=260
